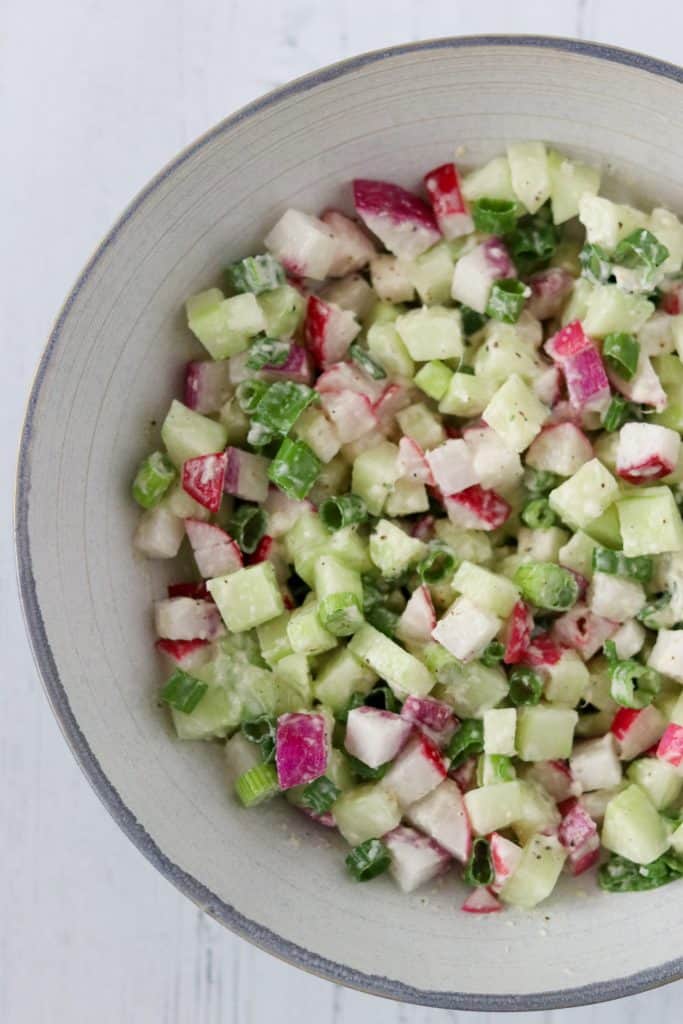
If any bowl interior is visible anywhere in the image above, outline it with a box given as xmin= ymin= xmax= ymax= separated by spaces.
xmin=18 ymin=39 xmax=683 ymax=1010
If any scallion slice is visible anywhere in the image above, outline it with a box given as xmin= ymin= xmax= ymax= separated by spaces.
xmin=604 ymin=641 xmax=661 ymax=709
xmin=345 ymin=838 xmax=391 ymax=881
xmin=246 ymin=337 xmax=291 ymax=370
xmin=460 ymin=305 xmax=488 ymax=336
xmin=300 ymin=775 xmax=341 ymax=815
xmin=132 ymin=451 xmax=176 ymax=509
xmin=226 ymin=253 xmax=285 ymax=295
xmin=486 ymin=278 xmax=528 ymax=324
xmin=463 ymin=837 xmax=494 ymax=887
xmin=268 ymin=437 xmax=321 ymax=499
xmin=350 ymin=343 xmax=386 ymax=380
xmin=236 ymin=378 xmax=269 ymax=414
xmin=480 ymin=641 xmax=505 ymax=668
xmin=446 ymin=719 xmax=484 ymax=769
xmin=592 ymin=546 xmax=653 ymax=584
xmin=507 ymin=216 xmax=559 ymax=274
xmin=579 ymin=243 xmax=612 ymax=285
xmin=235 ymin=763 xmax=279 ymax=807
xmin=613 ymin=229 xmax=669 ymax=272
xmin=240 ymin=714 xmax=277 ymax=763
xmin=514 ymin=562 xmax=579 ymax=611
xmin=418 ymin=544 xmax=456 ymax=584
xmin=252 ymin=380 xmax=317 ymax=435
xmin=602 ymin=394 xmax=633 ymax=432
xmin=603 ymin=332 xmax=640 ymax=381
xmin=471 ymin=197 xmax=518 ymax=235
xmin=508 ymin=666 xmax=543 ymax=706
xmin=521 ymin=498 xmax=557 ymax=529
xmin=230 ymin=504 xmax=268 ymax=554
xmin=318 ymin=592 xmax=364 ymax=637
xmin=320 ymin=494 xmax=368 ymax=531
xmin=160 ymin=669 xmax=208 ymax=714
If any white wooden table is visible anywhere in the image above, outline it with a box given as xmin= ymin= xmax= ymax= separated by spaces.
xmin=2 ymin=1 xmax=682 ymax=1020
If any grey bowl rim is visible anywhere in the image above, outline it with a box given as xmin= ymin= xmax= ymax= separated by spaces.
xmin=14 ymin=34 xmax=683 ymax=1012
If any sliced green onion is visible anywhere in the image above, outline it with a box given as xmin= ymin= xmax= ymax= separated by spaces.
xmin=300 ymin=775 xmax=341 ymax=815
xmin=236 ymin=378 xmax=269 ymax=414
xmin=602 ymin=394 xmax=633 ymax=432
xmin=613 ymin=229 xmax=669 ymax=272
xmin=230 ymin=504 xmax=268 ymax=554
xmin=509 ymin=666 xmax=543 ymax=706
xmin=418 ymin=544 xmax=456 ymax=584
xmin=132 ymin=451 xmax=176 ymax=509
xmin=480 ymin=641 xmax=505 ymax=668
xmin=350 ymin=343 xmax=386 ymax=380
xmin=318 ymin=592 xmax=364 ymax=637
xmin=240 ymin=714 xmax=277 ymax=763
xmin=637 ymin=594 xmax=672 ymax=630
xmin=592 ymin=546 xmax=653 ymax=584
xmin=460 ymin=306 xmax=488 ymax=336
xmin=365 ymin=605 xmax=399 ymax=638
xmin=603 ymin=332 xmax=640 ymax=381
xmin=346 ymin=755 xmax=390 ymax=781
xmin=345 ymin=838 xmax=391 ymax=881
xmin=226 ymin=253 xmax=285 ymax=295
xmin=235 ymin=763 xmax=279 ymax=807
xmin=599 ymin=851 xmax=683 ymax=892
xmin=160 ymin=669 xmax=208 ymax=714
xmin=446 ymin=719 xmax=484 ymax=769
xmin=320 ymin=494 xmax=368 ymax=531
xmin=490 ymin=754 xmax=516 ymax=781
xmin=521 ymin=498 xmax=558 ymax=529
xmin=364 ymin=684 xmax=400 ymax=715
xmin=268 ymin=437 xmax=321 ymax=499
xmin=514 ymin=562 xmax=579 ymax=611
xmin=486 ymin=278 xmax=528 ymax=324
xmin=525 ymin=469 xmax=563 ymax=495
xmin=246 ymin=337 xmax=291 ymax=370
xmin=579 ymin=243 xmax=613 ymax=285
xmin=604 ymin=642 xmax=661 ymax=709
xmin=458 ymin=363 xmax=476 ymax=375
xmin=507 ymin=218 xmax=559 ymax=274
xmin=463 ymin=837 xmax=494 ymax=887
xmin=253 ymin=380 xmax=317 ymax=436
xmin=471 ymin=197 xmax=518 ymax=235
xmin=247 ymin=421 xmax=275 ymax=448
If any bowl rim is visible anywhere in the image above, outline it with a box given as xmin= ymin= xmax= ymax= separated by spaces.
xmin=15 ymin=34 xmax=683 ymax=1012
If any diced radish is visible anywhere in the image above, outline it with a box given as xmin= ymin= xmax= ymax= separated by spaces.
xmin=451 ymin=238 xmax=516 ymax=314
xmin=566 ymin=834 xmax=601 ymax=875
xmin=432 ymin=594 xmax=502 ymax=664
xmin=383 ymin=826 xmax=451 ymax=893
xmin=570 ymin=734 xmax=622 ymax=791
xmin=155 ymin=637 xmax=211 ymax=671
xmin=353 ymin=178 xmax=441 ymax=259
xmin=261 ymin=345 xmax=313 ymax=386
xmin=545 ymin=320 xmax=592 ymax=361
xmin=316 ymin=361 xmax=385 ymax=402
xmin=526 ymin=268 xmax=574 ymax=320
xmin=396 ymin=586 xmax=437 ymax=646
xmin=661 ymin=280 xmax=683 ymax=315
xmin=134 ymin=506 xmax=185 ymax=559
xmin=319 ymin=389 xmax=378 ymax=443
xmin=181 ymin=452 xmax=227 ymax=513
xmin=423 ymin=162 xmax=474 ymax=239
xmin=557 ymin=799 xmax=600 ymax=875
xmin=426 ymin=439 xmax=478 ymax=496
xmin=462 ymin=425 xmax=523 ymax=492
xmin=656 ymin=723 xmax=683 ymax=772
xmin=400 ymin=694 xmax=457 ymax=747
xmin=344 ymin=706 xmax=413 ymax=769
xmin=304 ymin=295 xmax=360 ymax=368
xmin=381 ymin=733 xmax=448 ymax=808
xmin=523 ymin=633 xmax=565 ymax=667
xmin=369 ymin=254 xmax=416 ymax=303
xmin=552 ymin=603 xmax=618 ymax=660
xmin=411 ymin=514 xmax=435 ymax=541
xmin=608 ymin=351 xmax=667 ymax=412
xmin=184 ymin=519 xmax=243 ymax=578
xmin=587 ymin=572 xmax=645 ymax=623
xmin=616 ymin=422 xmax=680 ymax=483
xmin=525 ymin=423 xmax=593 ymax=476
xmin=461 ymin=888 xmax=503 ymax=914
xmin=154 ymin=597 xmax=225 ymax=641
xmin=184 ymin=360 xmax=231 ymax=414
xmin=561 ymin=345 xmax=611 ymax=413
xmin=523 ymin=761 xmax=577 ymax=802
xmin=398 ymin=436 xmax=434 ymax=486
xmin=373 ymin=381 xmax=413 ymax=432
xmin=406 ymin=779 xmax=471 ymax=861
xmin=444 ymin=485 xmax=511 ymax=531
xmin=320 ymin=209 xmax=377 ymax=276
xmin=648 ymin=630 xmax=683 ymax=684
xmin=223 ymin=447 xmax=269 ymax=503
xmin=533 ymin=364 xmax=563 ymax=407
xmin=502 ymin=601 xmax=534 ymax=665
xmin=611 ymin=706 xmax=667 ymax=761
xmin=264 ymin=209 xmax=337 ymax=279
xmin=320 ymin=273 xmax=377 ymax=320
xmin=299 ymin=807 xmax=336 ymax=828
xmin=450 ymin=756 xmax=477 ymax=793
xmin=263 ymin=488 xmax=313 ymax=537
xmin=489 ymin=832 xmax=523 ymax=892
xmin=167 ymin=581 xmax=210 ymax=599
xmin=275 ymin=712 xmax=328 ymax=789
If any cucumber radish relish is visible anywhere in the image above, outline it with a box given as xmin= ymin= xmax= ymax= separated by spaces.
xmin=133 ymin=143 xmax=683 ymax=912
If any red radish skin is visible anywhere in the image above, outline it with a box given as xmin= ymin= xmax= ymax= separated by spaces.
xmin=545 ymin=320 xmax=592 ymax=361
xmin=353 ymin=179 xmax=441 ymax=259
xmin=461 ymin=887 xmax=503 ymax=913
xmin=299 ymin=806 xmax=336 ymax=828
xmin=154 ymin=597 xmax=225 ymax=641
xmin=275 ymin=713 xmax=328 ymax=790
xmin=344 ymin=706 xmax=413 ymax=769
xmin=400 ymin=694 xmax=458 ymax=746
xmin=320 ymin=209 xmax=377 ymax=277
xmin=155 ymin=637 xmax=211 ymax=671
xmin=503 ymin=601 xmax=534 ymax=665
xmin=167 ymin=581 xmax=210 ymax=600
xmin=181 ymin=452 xmax=227 ymax=513
xmin=398 ymin=436 xmax=434 ymax=485
xmin=319 ymin=389 xmax=378 ymax=443
xmin=184 ymin=360 xmax=231 ymax=414
xmin=552 ymin=604 xmax=618 ymax=660
xmin=305 ymin=296 xmax=360 ymax=369
xmin=396 ymin=586 xmax=437 ymax=646
xmin=224 ymin=447 xmax=269 ymax=503
xmin=618 ymin=454 xmax=674 ymax=484
xmin=450 ymin=757 xmax=477 ymax=793
xmin=381 ymin=733 xmax=449 ymax=808
xmin=662 ymin=281 xmax=683 ymax=315
xmin=315 ymin=361 xmax=385 ymax=401
xmin=523 ymin=634 xmax=565 ymax=667
xmin=616 ymin=422 xmax=680 ymax=483
xmin=558 ymin=799 xmax=598 ymax=852
xmin=262 ymin=345 xmax=313 ymax=386
xmin=656 ymin=723 xmax=683 ymax=770
xmin=611 ymin=706 xmax=667 ymax=761
xmin=383 ymin=826 xmax=452 ymax=893
xmin=423 ymin=162 xmax=474 ymax=239
xmin=526 ymin=268 xmax=574 ymax=320
xmin=373 ymin=382 xmax=412 ymax=431
xmin=526 ymin=423 xmax=593 ymax=476
xmin=444 ymin=485 xmax=511 ymax=531
xmin=561 ymin=345 xmax=611 ymax=412
xmin=185 ymin=519 xmax=243 ymax=578
xmin=566 ymin=836 xmax=601 ymax=876
xmin=489 ymin=832 xmax=523 ymax=892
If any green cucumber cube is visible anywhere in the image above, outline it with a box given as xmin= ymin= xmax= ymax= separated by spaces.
xmin=516 ymin=705 xmax=578 ymax=761
xmin=438 ymin=372 xmax=493 ymax=417
xmin=286 ymin=601 xmax=338 ymax=656
xmin=274 ymin=653 xmax=313 ymax=713
xmin=349 ymin=624 xmax=434 ymax=698
xmin=561 ymin=278 xmax=594 ymax=326
xmin=547 ymin=149 xmax=600 ymax=225
xmin=397 ymin=403 xmax=446 ymax=450
xmin=385 ymin=478 xmax=429 ymax=517
xmin=558 ymin=530 xmax=599 ymax=579
xmin=617 ymin=487 xmax=683 ymax=556
xmin=367 ymin=323 xmax=415 ymax=378
xmin=584 ymin=504 xmax=622 ymax=549
xmin=161 ymin=400 xmax=228 ymax=468
xmin=314 ymin=647 xmax=377 ymax=712
xmin=543 ymin=650 xmax=590 ymax=706
xmin=351 ymin=442 xmax=400 ymax=516
xmin=186 ymin=289 xmax=266 ymax=359
xmin=436 ymin=662 xmax=509 ymax=719
xmin=395 ymin=306 xmax=464 ymax=362
xmin=257 ymin=284 xmax=305 ymax=339
xmin=507 ymin=141 xmax=550 ymax=213
xmin=483 ymin=708 xmax=517 ymax=756
xmin=650 ymin=355 xmax=683 ymax=432
xmin=483 ymin=374 xmax=548 ymax=453
xmin=513 ymin=781 xmax=561 ymax=845
xmin=256 ymin=613 xmax=293 ymax=666
xmin=171 ymin=684 xmax=240 ymax=741
xmin=464 ymin=781 xmax=524 ymax=834
xmin=369 ymin=519 xmax=426 ymax=579
xmin=462 ymin=156 xmax=517 ymax=204
xmin=453 ymin=561 xmax=519 ymax=617
xmin=601 ymin=784 xmax=670 ymax=864
xmin=333 ymin=784 xmax=401 ymax=846
xmin=582 ymin=285 xmax=654 ymax=338
xmin=414 ymin=360 xmax=453 ymax=401
xmin=500 ymin=834 xmax=567 ymax=908
xmin=549 ymin=459 xmax=619 ymax=531
xmin=402 ymin=241 xmax=455 ymax=305
xmin=627 ymin=757 xmax=683 ymax=810
xmin=208 ymin=561 xmax=284 ymax=633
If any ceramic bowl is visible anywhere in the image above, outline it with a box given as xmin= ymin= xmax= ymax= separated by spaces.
xmin=16 ymin=36 xmax=683 ymax=1011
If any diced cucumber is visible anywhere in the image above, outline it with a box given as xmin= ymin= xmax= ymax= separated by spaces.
xmin=671 ymin=822 xmax=683 ymax=856
xmin=516 ymin=705 xmax=578 ymax=761
xmin=438 ymin=372 xmax=494 ymax=417
xmin=512 ymin=781 xmax=561 ymax=845
xmin=171 ymin=683 xmax=240 ymax=740
xmin=483 ymin=707 xmax=517 ymax=756
xmin=208 ymin=562 xmax=284 ymax=633
xmin=274 ymin=653 xmax=312 ymax=713
xmin=474 ymin=327 xmax=543 ymax=386
xmin=549 ymin=459 xmax=619 ymax=531
xmin=584 ymin=505 xmax=622 ymax=550
xmin=294 ymin=407 xmax=341 ymax=464
xmin=500 ymin=834 xmax=567 ymax=908
xmin=161 ymin=400 xmax=228 ymax=468
xmin=601 ymin=784 xmax=670 ymax=864
xmin=436 ymin=661 xmax=509 ymax=719
xmin=483 ymin=374 xmax=548 ymax=453
xmin=579 ymin=195 xmax=648 ymax=251
xmin=314 ymin=647 xmax=377 ymax=712
xmin=369 ymin=519 xmax=426 ymax=580
xmin=283 ymin=509 xmax=328 ymax=564
xmin=395 ymin=306 xmax=464 ymax=362
xmin=433 ymin=522 xmax=493 ymax=566
xmin=507 ymin=141 xmax=550 ymax=213
xmin=617 ymin=487 xmax=683 ymax=557
xmin=333 ymin=784 xmax=402 ymax=846
xmin=385 ymin=478 xmax=429 ymax=517
xmin=219 ymin=396 xmax=250 ymax=444
xmin=351 ymin=442 xmax=400 ymax=517
xmin=186 ymin=289 xmax=266 ymax=359
xmin=397 ymin=402 xmax=446 ymax=450
xmin=652 ymin=354 xmax=683 ymax=432
xmin=287 ymin=601 xmax=338 ymax=656
xmin=582 ymin=285 xmax=654 ymax=338
xmin=649 ymin=208 xmax=683 ymax=273
xmin=547 ymin=149 xmax=600 ymax=225
xmin=464 ymin=781 xmax=523 ymax=834
xmin=561 ymin=278 xmax=594 ymax=326
xmin=367 ymin=323 xmax=416 ymax=378
xmin=258 ymin=284 xmax=305 ymax=339
xmin=403 ymin=242 xmax=455 ymax=306
xmin=452 ymin=560 xmax=519 ymax=617
xmin=627 ymin=757 xmax=683 ymax=810
xmin=414 ymin=360 xmax=453 ymax=401
xmin=349 ymin=624 xmax=434 ymax=698
xmin=256 ymin=613 xmax=293 ymax=666
xmin=462 ymin=156 xmax=517 ymax=204
xmin=517 ymin=527 xmax=569 ymax=565
xmin=558 ymin=530 xmax=599 ymax=578
xmin=543 ymin=650 xmax=590 ymax=706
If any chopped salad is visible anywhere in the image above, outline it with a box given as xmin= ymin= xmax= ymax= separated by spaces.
xmin=133 ymin=141 xmax=683 ymax=911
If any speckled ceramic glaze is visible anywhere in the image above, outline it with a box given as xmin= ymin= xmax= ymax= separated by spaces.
xmin=16 ymin=37 xmax=683 ymax=1011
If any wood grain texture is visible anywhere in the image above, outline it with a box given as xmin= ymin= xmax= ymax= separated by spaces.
xmin=1 ymin=0 xmax=681 ymax=1020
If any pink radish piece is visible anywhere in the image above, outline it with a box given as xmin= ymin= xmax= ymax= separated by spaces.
xmin=319 ymin=389 xmax=378 ymax=443
xmin=264 ymin=209 xmax=337 ymax=279
xmin=525 ymin=423 xmax=593 ymax=476
xmin=263 ymin=488 xmax=313 ymax=537
xmin=523 ymin=633 xmax=565 ymax=667
xmin=398 ymin=436 xmax=434 ymax=485
xmin=503 ymin=601 xmax=534 ymax=665
xmin=373 ymin=382 xmax=412 ymax=431
xmin=353 ymin=178 xmax=441 ymax=259
xmin=451 ymin=238 xmax=516 ymax=314
xmin=426 ymin=439 xmax=479 ymax=495
xmin=184 ymin=360 xmax=231 ymax=414
xmin=558 ymin=799 xmax=600 ymax=875
xmin=662 ymin=281 xmax=683 ymax=314
xmin=411 ymin=514 xmax=435 ymax=541
xmin=261 ymin=345 xmax=313 ymax=386
xmin=423 ymin=162 xmax=474 ymax=239
xmin=381 ymin=733 xmax=448 ymax=809
xmin=451 ymin=756 xmax=477 ymax=793
xmin=534 ymin=364 xmax=563 ymax=406
xmin=275 ymin=712 xmax=328 ymax=790
xmin=570 ymin=734 xmax=622 ymax=792
xmin=406 ymin=779 xmax=471 ymax=861
xmin=526 ymin=267 xmax=574 ymax=320
xmin=304 ymin=295 xmax=360 ymax=369
xmin=462 ymin=424 xmax=523 ymax=492
xmin=616 ymin=422 xmax=680 ymax=483
xmin=444 ymin=485 xmax=511 ymax=531
xmin=224 ymin=447 xmax=269 ymax=503
xmin=185 ymin=519 xmax=243 ymax=578
xmin=168 ymin=581 xmax=210 ymax=600
xmin=608 ymin=352 xmax=667 ymax=412
xmin=461 ymin=887 xmax=503 ymax=914
xmin=155 ymin=637 xmax=211 ymax=672
xmin=396 ymin=586 xmax=437 ymax=646
xmin=524 ymin=761 xmax=577 ymax=802
xmin=656 ymin=723 xmax=683 ymax=771
xmin=383 ymin=826 xmax=451 ymax=893
xmin=490 ymin=832 xmax=523 ymax=892
xmin=320 ymin=209 xmax=377 ymax=276
xmin=562 ymin=346 xmax=611 ymax=412
xmin=134 ymin=506 xmax=185 ymax=559
xmin=611 ymin=706 xmax=667 ymax=761
xmin=552 ymin=603 xmax=618 ymax=660
xmin=344 ymin=706 xmax=412 ymax=769
xmin=316 ymin=361 xmax=385 ymax=402
xmin=400 ymin=695 xmax=457 ymax=747
xmin=545 ymin=320 xmax=592 ymax=361
xmin=181 ymin=452 xmax=227 ymax=513
xmin=154 ymin=597 xmax=225 ymax=641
